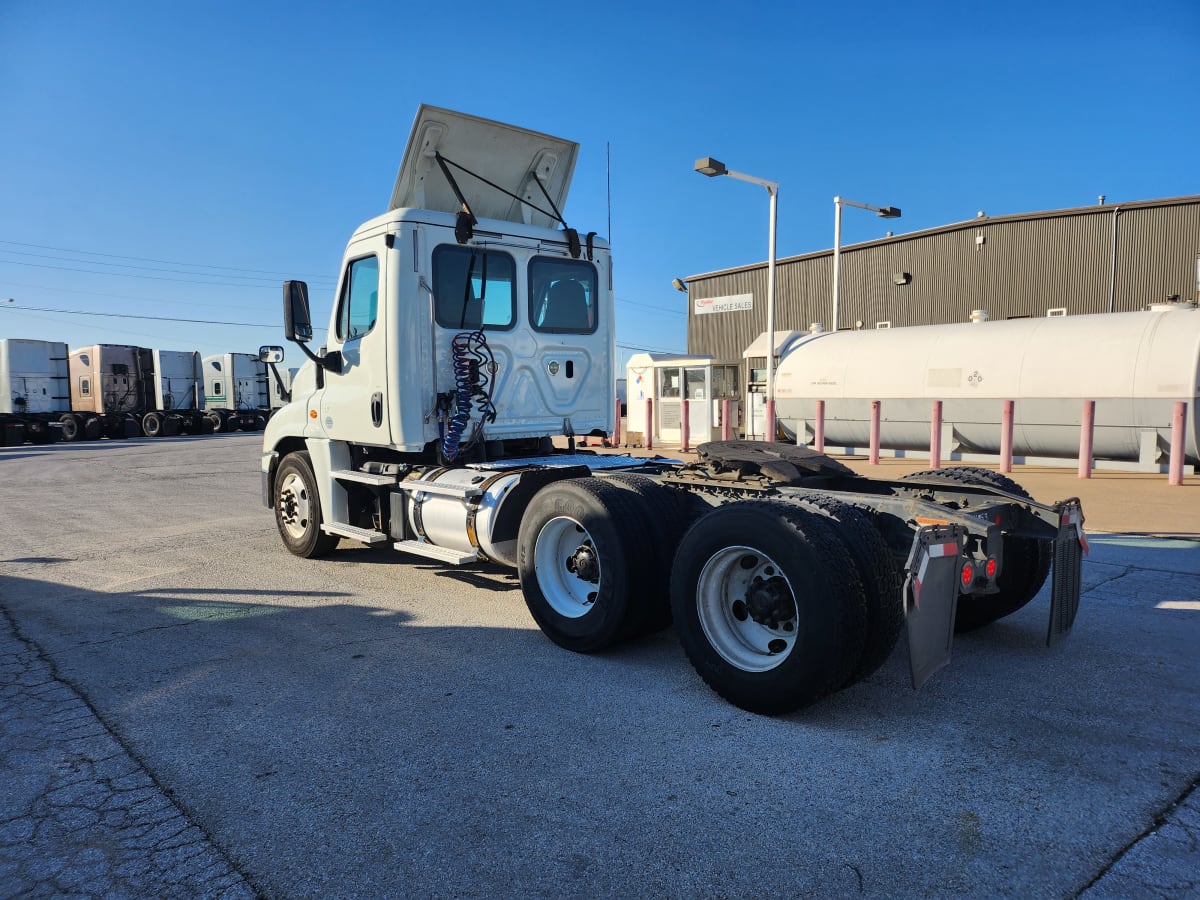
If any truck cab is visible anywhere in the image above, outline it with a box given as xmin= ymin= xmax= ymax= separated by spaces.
xmin=266 ymin=105 xmax=614 ymax=464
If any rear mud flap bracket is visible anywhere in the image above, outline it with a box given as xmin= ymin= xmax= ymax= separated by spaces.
xmin=903 ymin=525 xmax=967 ymax=690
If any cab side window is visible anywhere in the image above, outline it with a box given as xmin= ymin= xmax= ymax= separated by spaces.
xmin=336 ymin=255 xmax=380 ymax=341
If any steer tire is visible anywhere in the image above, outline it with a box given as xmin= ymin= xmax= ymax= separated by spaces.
xmin=274 ymin=451 xmax=339 ymax=559
xmin=901 ymin=467 xmax=1052 ymax=632
xmin=517 ymin=477 xmax=656 ymax=653
xmin=669 ymin=500 xmax=867 ymax=715
xmin=141 ymin=412 xmax=162 ymax=438
xmin=795 ymin=494 xmax=904 ymax=686
xmin=600 ymin=473 xmax=687 ymax=635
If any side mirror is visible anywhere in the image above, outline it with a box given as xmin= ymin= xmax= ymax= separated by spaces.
xmin=259 ymin=346 xmax=285 ymax=364
xmin=283 ymin=281 xmax=313 ymax=343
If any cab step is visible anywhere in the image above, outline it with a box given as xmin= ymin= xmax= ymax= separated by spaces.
xmin=394 ymin=540 xmax=478 ymax=565
xmin=321 ymin=522 xmax=389 ymax=544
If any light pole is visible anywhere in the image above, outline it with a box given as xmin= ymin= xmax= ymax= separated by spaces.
xmin=832 ymin=197 xmax=901 ymax=332
xmin=695 ymin=156 xmax=779 ymax=441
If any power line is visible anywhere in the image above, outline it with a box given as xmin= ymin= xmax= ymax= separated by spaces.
xmin=0 ymin=238 xmax=336 ymax=282
xmin=617 ymin=341 xmax=683 ymax=354
xmin=0 ymin=302 xmax=327 ymax=331
xmin=0 ymin=258 xmax=316 ymax=289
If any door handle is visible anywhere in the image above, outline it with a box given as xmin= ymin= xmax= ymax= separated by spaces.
xmin=371 ymin=392 xmax=383 ymax=428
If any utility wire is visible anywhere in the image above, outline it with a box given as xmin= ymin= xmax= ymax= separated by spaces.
xmin=0 ymin=238 xmax=335 ymax=282
xmin=0 ymin=302 xmax=326 ymax=331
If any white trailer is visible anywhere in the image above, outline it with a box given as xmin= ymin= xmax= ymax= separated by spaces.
xmin=260 ymin=106 xmax=1087 ymax=714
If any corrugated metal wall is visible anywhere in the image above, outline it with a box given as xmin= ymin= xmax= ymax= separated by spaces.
xmin=686 ymin=196 xmax=1200 ymax=388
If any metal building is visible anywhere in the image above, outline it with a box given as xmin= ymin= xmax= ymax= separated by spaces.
xmin=683 ymin=195 xmax=1200 ymax=392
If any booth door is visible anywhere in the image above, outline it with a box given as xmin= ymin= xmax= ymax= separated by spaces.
xmin=657 ymin=366 xmax=683 ymax=444
xmin=684 ymin=367 xmax=710 ymax=445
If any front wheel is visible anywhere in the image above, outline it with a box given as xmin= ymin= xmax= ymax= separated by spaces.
xmin=274 ymin=451 xmax=338 ymax=558
xmin=670 ymin=501 xmax=867 ymax=715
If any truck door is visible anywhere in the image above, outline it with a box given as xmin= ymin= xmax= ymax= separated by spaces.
xmin=320 ymin=244 xmax=389 ymax=445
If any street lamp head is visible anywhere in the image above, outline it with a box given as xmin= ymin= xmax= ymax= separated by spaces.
xmin=672 ymin=278 xmax=688 ymax=293
xmin=694 ymin=157 xmax=727 ymax=177
xmin=876 ymin=206 xmax=902 ymax=219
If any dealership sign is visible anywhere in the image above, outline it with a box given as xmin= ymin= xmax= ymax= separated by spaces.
xmin=693 ymin=293 xmax=754 ymax=315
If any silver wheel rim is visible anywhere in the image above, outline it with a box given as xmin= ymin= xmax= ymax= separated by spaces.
xmin=278 ymin=470 xmax=314 ymax=541
xmin=696 ymin=545 xmax=798 ymax=672
xmin=533 ymin=516 xmax=602 ymax=618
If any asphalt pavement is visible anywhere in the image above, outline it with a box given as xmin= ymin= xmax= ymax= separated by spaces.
xmin=1 ymin=433 xmax=1197 ymax=897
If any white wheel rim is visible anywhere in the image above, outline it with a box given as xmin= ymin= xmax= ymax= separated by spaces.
xmin=278 ymin=470 xmax=314 ymax=541
xmin=533 ymin=516 xmax=602 ymax=618
xmin=696 ymin=545 xmax=798 ymax=672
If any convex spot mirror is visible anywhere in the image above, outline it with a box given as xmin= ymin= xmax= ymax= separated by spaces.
xmin=259 ymin=346 xmax=285 ymax=364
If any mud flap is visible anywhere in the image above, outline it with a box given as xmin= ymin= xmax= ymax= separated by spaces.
xmin=902 ymin=525 xmax=967 ymax=689
xmin=1047 ymin=500 xmax=1086 ymax=646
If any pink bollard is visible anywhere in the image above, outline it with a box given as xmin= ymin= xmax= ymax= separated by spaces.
xmin=765 ymin=398 xmax=776 ymax=443
xmin=1078 ymin=400 xmax=1095 ymax=479
xmin=645 ymin=399 xmax=653 ymax=451
xmin=814 ymin=400 xmax=825 ymax=452
xmin=869 ymin=401 xmax=881 ymax=465
xmin=613 ymin=396 xmax=622 ymax=446
xmin=1000 ymin=400 xmax=1014 ymax=474
xmin=681 ymin=399 xmax=691 ymax=453
xmin=1169 ymin=401 xmax=1187 ymax=486
xmin=721 ymin=399 xmax=732 ymax=441
xmin=930 ymin=400 xmax=943 ymax=469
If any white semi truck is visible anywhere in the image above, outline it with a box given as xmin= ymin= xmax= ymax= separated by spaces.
xmin=260 ymin=106 xmax=1087 ymax=714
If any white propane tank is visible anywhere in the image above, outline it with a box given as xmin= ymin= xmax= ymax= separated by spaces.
xmin=773 ymin=307 xmax=1200 ymax=463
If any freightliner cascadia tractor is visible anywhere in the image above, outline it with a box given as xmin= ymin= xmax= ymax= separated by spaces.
xmin=260 ymin=106 xmax=1086 ymax=714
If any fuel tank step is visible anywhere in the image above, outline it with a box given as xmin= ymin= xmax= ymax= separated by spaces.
xmin=394 ymin=540 xmax=478 ymax=565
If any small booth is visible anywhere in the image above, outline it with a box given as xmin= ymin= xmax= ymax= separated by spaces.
xmin=625 ymin=353 xmax=740 ymax=447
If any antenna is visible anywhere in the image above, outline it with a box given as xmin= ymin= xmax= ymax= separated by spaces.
xmin=606 ymin=141 xmax=612 ymax=245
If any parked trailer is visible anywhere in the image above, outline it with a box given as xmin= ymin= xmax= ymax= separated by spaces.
xmin=260 ymin=106 xmax=1086 ymax=714
xmin=0 ymin=338 xmax=69 ymax=445
xmin=202 ymin=352 xmax=271 ymax=432
xmin=69 ymin=344 xmax=209 ymax=438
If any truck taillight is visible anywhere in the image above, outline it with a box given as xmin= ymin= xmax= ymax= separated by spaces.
xmin=986 ymin=558 xmax=998 ymax=578
xmin=960 ymin=563 xmax=974 ymax=588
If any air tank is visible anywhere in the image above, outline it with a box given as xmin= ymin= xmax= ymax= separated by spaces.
xmin=773 ymin=306 xmax=1200 ymax=464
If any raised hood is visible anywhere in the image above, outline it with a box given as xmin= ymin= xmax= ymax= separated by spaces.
xmin=390 ymin=105 xmax=579 ymax=229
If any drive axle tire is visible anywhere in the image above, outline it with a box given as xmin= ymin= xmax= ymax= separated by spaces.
xmin=901 ymin=467 xmax=1052 ymax=632
xmin=59 ymin=414 xmax=80 ymax=442
xmin=601 ymin=473 xmax=688 ymax=635
xmin=142 ymin=412 xmax=163 ymax=437
xmin=206 ymin=411 xmax=225 ymax=432
xmin=670 ymin=500 xmax=867 ymax=715
xmin=796 ymin=494 xmax=904 ymax=686
xmin=274 ymin=451 xmax=339 ymax=559
xmin=517 ymin=477 xmax=655 ymax=653
xmin=82 ymin=417 xmax=103 ymax=441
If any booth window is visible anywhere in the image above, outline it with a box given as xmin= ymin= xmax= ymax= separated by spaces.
xmin=658 ymin=367 xmax=681 ymax=399
xmin=529 ymin=257 xmax=598 ymax=333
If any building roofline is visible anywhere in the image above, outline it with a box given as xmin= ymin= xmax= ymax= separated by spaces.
xmin=684 ymin=194 xmax=1200 ymax=283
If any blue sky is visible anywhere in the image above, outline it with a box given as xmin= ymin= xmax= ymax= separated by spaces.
xmin=1 ymin=1 xmax=1197 ymax=371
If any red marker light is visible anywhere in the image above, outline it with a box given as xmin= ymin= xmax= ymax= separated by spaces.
xmin=986 ymin=558 xmax=998 ymax=578
xmin=960 ymin=563 xmax=975 ymax=588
